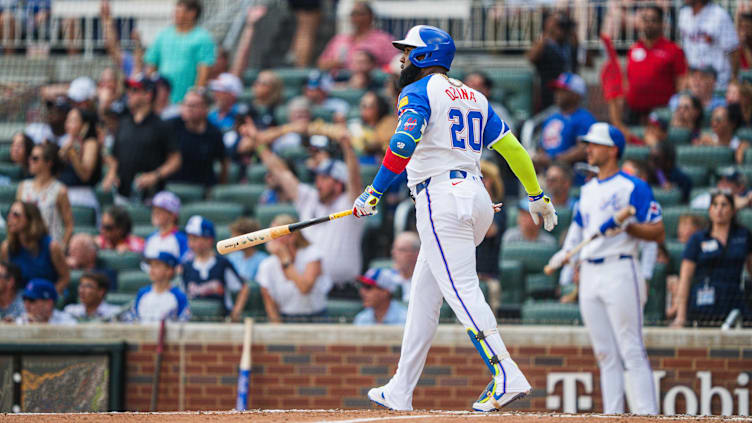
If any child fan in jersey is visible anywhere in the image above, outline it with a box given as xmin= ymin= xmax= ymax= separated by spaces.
xmin=181 ymin=215 xmax=245 ymax=319
xmin=143 ymin=191 xmax=189 ymax=260
xmin=131 ymin=251 xmax=190 ymax=322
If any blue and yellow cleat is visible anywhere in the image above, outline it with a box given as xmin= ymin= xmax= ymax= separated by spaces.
xmin=472 ymin=377 xmax=531 ymax=412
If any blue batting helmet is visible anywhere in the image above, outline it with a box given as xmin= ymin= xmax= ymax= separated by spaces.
xmin=393 ymin=25 xmax=455 ymax=70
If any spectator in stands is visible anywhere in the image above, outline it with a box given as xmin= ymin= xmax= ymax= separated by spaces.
xmin=304 ymin=71 xmax=349 ymax=124
xmin=730 ymin=80 xmax=752 ymax=127
xmin=669 ymin=66 xmax=726 ymax=113
xmin=0 ymin=261 xmax=24 ymax=321
xmin=132 ymin=251 xmax=190 ymax=322
xmin=63 ymin=272 xmax=121 ymax=322
xmin=249 ymin=96 xmax=311 ymax=154
xmin=144 ymin=191 xmax=188 ymax=260
xmin=545 ymin=162 xmax=575 ymax=210
xmin=256 ymin=214 xmax=331 ymax=323
xmin=691 ymin=167 xmax=752 ymax=209
xmin=24 ymin=95 xmax=69 ymax=145
xmin=66 ymin=233 xmax=117 ymax=291
xmin=390 ymin=231 xmax=420 ymax=303
xmin=534 ymin=73 xmax=595 ymax=168
xmin=208 ymin=73 xmax=246 ymax=134
xmin=101 ymin=0 xmax=143 ymax=78
xmin=10 ymin=132 xmax=34 ymax=179
xmin=317 ymin=1 xmax=394 ymax=73
xmin=229 ymin=5 xmax=268 ymax=78
xmin=463 ymin=72 xmax=515 ymax=130
xmin=67 ymin=77 xmax=98 ymax=112
xmin=339 ymin=50 xmax=381 ymax=91
xmin=625 ymin=5 xmax=688 ymax=122
xmin=153 ymin=75 xmax=180 ymax=120
xmin=0 ymin=0 xmax=50 ymax=54
xmin=96 ymin=205 xmax=145 ymax=253
xmin=738 ymin=12 xmax=752 ymax=71
xmin=248 ymin=70 xmax=283 ymax=130
xmin=677 ymin=214 xmax=707 ymax=244
xmin=256 ymin=133 xmax=365 ymax=295
xmin=226 ymin=218 xmax=269 ymax=282
xmin=353 ymin=268 xmax=407 ymax=325
xmin=169 ymin=88 xmax=228 ymax=187
xmin=527 ymin=11 xmax=579 ymax=110
xmin=347 ymin=91 xmax=395 ymax=160
xmin=670 ymin=93 xmax=704 ymax=142
xmin=678 ymin=0 xmax=739 ymax=90
xmin=642 ymin=112 xmax=670 ymax=147
xmin=145 ymin=0 xmax=216 ymax=103
xmin=476 ymin=161 xmax=505 ymax=311
xmin=502 ymin=199 xmax=557 ymax=245
xmin=697 ymin=104 xmax=748 ymax=163
xmin=102 ymin=74 xmax=181 ymax=202
xmin=16 ymin=279 xmax=76 ymax=325
xmin=288 ymin=0 xmax=321 ymax=68
xmin=182 ymin=216 xmax=246 ymax=320
xmin=17 ymin=143 xmax=73 ymax=246
xmin=1 ymin=202 xmax=69 ymax=294
xmin=671 ymin=190 xmax=752 ymax=327
xmin=95 ymin=67 xmax=125 ymax=121
xmin=59 ymin=107 xmax=102 ymax=210
xmin=646 ymin=142 xmax=693 ymax=203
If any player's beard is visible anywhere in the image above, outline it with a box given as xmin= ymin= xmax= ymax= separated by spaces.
xmin=398 ymin=63 xmax=422 ymax=90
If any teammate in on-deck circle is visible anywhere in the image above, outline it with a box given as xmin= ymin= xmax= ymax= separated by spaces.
xmin=351 ymin=25 xmax=558 ymax=412
xmin=547 ymin=123 xmax=664 ymax=415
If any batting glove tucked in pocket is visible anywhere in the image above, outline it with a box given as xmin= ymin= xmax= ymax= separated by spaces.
xmin=528 ymin=192 xmax=558 ymax=232
xmin=352 ymin=185 xmax=382 ymax=217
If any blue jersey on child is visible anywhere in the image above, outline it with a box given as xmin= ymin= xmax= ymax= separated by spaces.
xmin=182 ymin=255 xmax=244 ymax=314
xmin=133 ymin=285 xmax=190 ymax=322
xmin=539 ymin=108 xmax=596 ymax=158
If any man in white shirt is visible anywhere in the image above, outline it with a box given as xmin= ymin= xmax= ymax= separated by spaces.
xmin=64 ymin=272 xmax=121 ymax=322
xmin=16 ymin=279 xmax=77 ymax=325
xmin=678 ymin=0 xmax=739 ymax=90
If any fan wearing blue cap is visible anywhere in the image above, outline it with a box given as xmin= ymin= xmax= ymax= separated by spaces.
xmin=131 ymin=251 xmax=190 ymax=322
xmin=16 ymin=279 xmax=77 ymax=325
xmin=353 ymin=268 xmax=407 ymax=326
xmin=546 ymin=122 xmax=664 ymax=415
xmin=182 ymin=215 xmax=246 ymax=321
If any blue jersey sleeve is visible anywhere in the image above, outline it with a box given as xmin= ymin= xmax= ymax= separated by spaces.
xmin=397 ymin=78 xmax=431 ymax=121
xmin=483 ymin=103 xmax=511 ymax=149
xmin=629 ymin=179 xmax=662 ymax=223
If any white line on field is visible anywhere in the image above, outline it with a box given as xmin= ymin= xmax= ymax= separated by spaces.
xmin=312 ymin=414 xmax=488 ymax=423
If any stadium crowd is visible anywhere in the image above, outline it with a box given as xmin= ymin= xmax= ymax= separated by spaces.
xmin=0 ymin=0 xmax=750 ymax=328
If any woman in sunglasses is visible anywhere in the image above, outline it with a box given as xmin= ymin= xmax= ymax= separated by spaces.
xmin=96 ymin=205 xmax=144 ymax=254
xmin=16 ymin=143 xmax=74 ymax=246
xmin=670 ymin=190 xmax=752 ymax=327
xmin=0 ymin=202 xmax=70 ymax=295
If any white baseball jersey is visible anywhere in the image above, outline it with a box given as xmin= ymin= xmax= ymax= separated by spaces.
xmin=398 ymin=74 xmax=509 ymax=188
xmin=678 ymin=3 xmax=738 ymax=89
xmin=571 ymin=171 xmax=662 ymax=260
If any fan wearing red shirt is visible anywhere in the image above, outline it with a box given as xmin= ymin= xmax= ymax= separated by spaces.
xmin=626 ymin=6 xmax=688 ymax=121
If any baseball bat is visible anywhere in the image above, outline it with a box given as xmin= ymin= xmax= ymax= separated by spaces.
xmin=235 ymin=317 xmax=254 ymax=410
xmin=150 ymin=318 xmax=167 ymax=411
xmin=216 ymin=209 xmax=353 ymax=255
xmin=543 ymin=206 xmax=636 ymax=275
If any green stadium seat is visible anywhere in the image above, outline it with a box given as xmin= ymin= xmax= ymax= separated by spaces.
xmin=652 ymin=107 xmax=671 ymax=122
xmin=368 ymin=257 xmax=393 ymax=269
xmin=681 ymin=166 xmax=709 ymax=187
xmin=628 ymin=126 xmax=645 ymax=139
xmin=550 ymin=206 xmax=572 ymax=241
xmin=242 ymin=69 xmax=259 ymax=86
xmin=71 ymin=205 xmax=96 ymax=226
xmin=215 ymin=224 xmax=231 ymax=242
xmin=329 ymin=88 xmax=366 ymax=106
xmin=666 ymin=127 xmax=693 ymax=145
xmin=180 ymin=201 xmax=244 ymax=225
xmin=275 ymin=67 xmax=315 ymax=89
xmin=295 ymin=162 xmax=313 ymax=183
xmin=190 ymin=299 xmax=225 ymax=321
xmin=740 ymin=127 xmax=752 ymax=143
xmin=525 ymin=273 xmax=557 ymax=300
xmin=0 ymin=225 xmax=7 ymax=242
xmin=499 ymin=259 xmax=524 ymax=304
xmin=439 ymin=300 xmax=455 ymax=321
xmin=521 ymin=300 xmax=581 ymax=325
xmin=506 ymin=206 xmax=518 ymax=229
xmin=106 ymin=292 xmax=135 ymax=307
xmin=653 ymin=189 xmax=682 ymax=207
xmin=501 ymin=242 xmax=557 ymax=274
xmin=662 ymin=206 xmax=707 ymax=239
xmin=745 ymin=148 xmax=752 ymax=164
xmin=58 ymin=270 xmax=84 ymax=308
xmin=739 ymin=166 xmax=752 ymax=187
xmin=738 ymin=209 xmax=752 ymax=230
xmin=95 ymin=186 xmax=114 ymax=208
xmin=311 ymin=106 xmax=335 ymax=122
xmin=622 ymin=146 xmax=650 ymax=162
xmin=644 ymin=262 xmax=668 ymax=325
xmin=247 ymin=164 xmax=267 ymax=184
xmin=0 ymin=183 xmax=17 ymax=204
xmin=123 ymin=203 xmax=152 ymax=225
xmin=279 ymin=146 xmax=309 ymax=162
xmin=97 ymin=250 xmax=142 ymax=272
xmin=241 ymin=280 xmax=266 ymax=318
xmin=677 ymin=145 xmax=733 ymax=168
xmin=165 ymin=183 xmax=205 ymax=204
xmin=133 ymin=225 xmax=156 ymax=239
xmin=0 ymin=144 xmax=11 ymax=162
xmin=569 ymin=186 xmax=581 ymax=200
xmin=0 ymin=163 xmax=22 ymax=181
xmin=255 ymin=203 xmax=298 ymax=228
xmin=210 ymin=184 xmax=266 ymax=215
xmin=118 ymin=270 xmax=151 ymax=294
xmin=73 ymin=225 xmax=98 ymax=236
xmin=214 ymin=161 xmax=241 ymax=184
xmin=326 ymin=299 xmax=362 ymax=323
xmin=665 ymin=240 xmax=685 ymax=274
xmin=486 ymin=69 xmax=534 ymax=121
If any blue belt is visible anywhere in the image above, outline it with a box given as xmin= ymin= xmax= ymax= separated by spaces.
xmin=586 ymin=254 xmax=633 ymax=264
xmin=414 ymin=170 xmax=468 ymax=197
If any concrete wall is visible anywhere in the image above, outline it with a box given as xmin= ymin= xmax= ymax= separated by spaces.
xmin=2 ymin=324 xmax=750 ymax=415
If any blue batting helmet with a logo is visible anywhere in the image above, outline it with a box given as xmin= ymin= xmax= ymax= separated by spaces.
xmin=393 ymin=25 xmax=455 ymax=70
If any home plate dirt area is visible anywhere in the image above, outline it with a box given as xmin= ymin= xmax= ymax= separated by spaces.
xmin=2 ymin=410 xmax=749 ymax=422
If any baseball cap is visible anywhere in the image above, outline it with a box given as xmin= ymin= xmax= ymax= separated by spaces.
xmin=22 ymin=279 xmax=58 ymax=302
xmin=125 ymin=73 xmax=156 ymax=91
xmin=647 ymin=111 xmax=669 ymax=132
xmin=149 ymin=251 xmax=179 ymax=268
xmin=68 ymin=77 xmax=96 ymax=103
xmin=717 ymin=166 xmax=742 ymax=182
xmin=209 ymin=73 xmax=243 ymax=97
xmin=152 ymin=191 xmax=181 ymax=215
xmin=308 ymin=135 xmax=331 ymax=151
xmin=358 ymin=268 xmax=400 ymax=293
xmin=579 ymin=122 xmax=626 ymax=158
xmin=185 ymin=215 xmax=216 ymax=238
xmin=314 ymin=159 xmax=348 ymax=184
xmin=306 ymin=70 xmax=333 ymax=92
xmin=549 ymin=72 xmax=586 ymax=97
xmin=690 ymin=65 xmax=718 ymax=79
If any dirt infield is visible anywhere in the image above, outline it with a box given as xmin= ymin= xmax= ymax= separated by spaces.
xmin=3 ymin=410 xmax=749 ymax=423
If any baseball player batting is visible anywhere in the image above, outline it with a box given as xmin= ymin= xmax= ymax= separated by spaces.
xmin=352 ymin=25 xmax=558 ymax=412
xmin=546 ymin=123 xmax=664 ymax=415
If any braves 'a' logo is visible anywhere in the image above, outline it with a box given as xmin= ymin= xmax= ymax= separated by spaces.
xmin=403 ymin=117 xmax=417 ymax=132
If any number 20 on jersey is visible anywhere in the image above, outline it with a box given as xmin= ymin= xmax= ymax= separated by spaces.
xmin=448 ymin=108 xmax=483 ymax=152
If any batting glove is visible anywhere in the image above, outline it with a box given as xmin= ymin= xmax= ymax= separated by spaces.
xmin=352 ymin=185 xmax=382 ymax=218
xmin=599 ymin=214 xmax=635 ymax=236
xmin=528 ymin=192 xmax=558 ymax=232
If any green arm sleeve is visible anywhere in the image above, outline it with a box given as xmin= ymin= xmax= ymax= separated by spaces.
xmin=489 ymin=132 xmax=542 ymax=196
